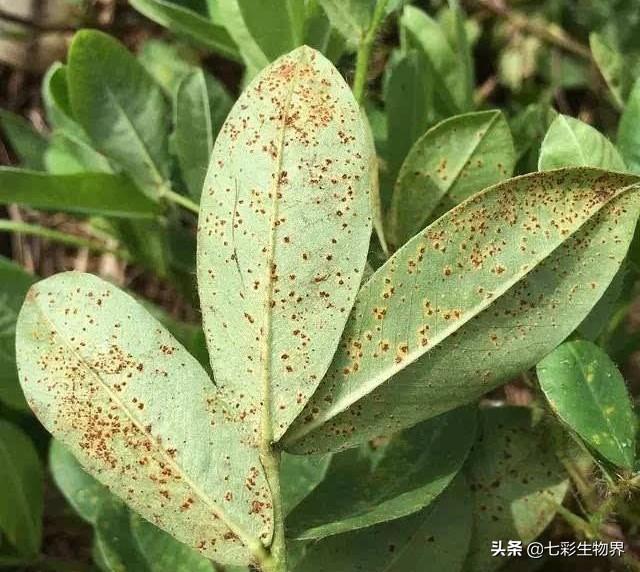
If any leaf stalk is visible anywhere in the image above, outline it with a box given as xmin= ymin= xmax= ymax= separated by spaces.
xmin=352 ymin=0 xmax=390 ymax=104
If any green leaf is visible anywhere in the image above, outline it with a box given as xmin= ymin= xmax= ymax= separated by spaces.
xmin=297 ymin=475 xmax=472 ymax=572
xmin=539 ymin=114 xmax=626 ymax=171
xmin=94 ymin=501 xmax=153 ymax=572
xmin=286 ymin=406 xmax=476 ymax=539
xmin=509 ymin=103 xmax=557 ymax=175
xmin=0 ymin=168 xmax=160 ymax=218
xmin=316 ymin=0 xmax=375 ymax=48
xmin=174 ymin=70 xmax=232 ymax=201
xmin=401 ymin=5 xmax=466 ymax=115
xmin=280 ymin=453 xmax=331 ymax=517
xmin=283 ymin=169 xmax=640 ymax=453
xmin=384 ymin=50 xmax=433 ymax=203
xmin=197 ymin=47 xmax=373 ymax=441
xmin=132 ymin=513 xmax=215 ymax=572
xmin=236 ymin=0 xmax=306 ymax=61
xmin=463 ymin=407 xmax=568 ymax=572
xmin=42 ymin=63 xmax=83 ymax=136
xmin=217 ymin=0 xmax=270 ymax=76
xmin=16 ymin=272 xmax=272 ymax=566
xmin=537 ymin=340 xmax=636 ymax=469
xmin=590 ymin=32 xmax=639 ymax=109
xmin=44 ymin=131 xmax=113 ymax=175
xmin=129 ymin=0 xmax=240 ymax=61
xmin=0 ymin=420 xmax=43 ymax=557
xmin=388 ymin=110 xmax=516 ymax=249
xmin=0 ymin=110 xmax=48 ymax=170
xmin=138 ymin=40 xmax=199 ymax=96
xmin=618 ymin=78 xmax=640 ymax=175
xmin=49 ymin=440 xmax=111 ymax=524
xmin=67 ymin=30 xmax=172 ymax=198
xmin=0 ymin=257 xmax=36 ymax=412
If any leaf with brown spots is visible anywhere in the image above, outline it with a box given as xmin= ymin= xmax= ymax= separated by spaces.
xmin=463 ymin=407 xmax=568 ymax=572
xmin=197 ymin=47 xmax=372 ymax=443
xmin=387 ymin=110 xmax=516 ymax=249
xmin=16 ymin=272 xmax=272 ymax=566
xmin=296 ymin=475 xmax=472 ymax=572
xmin=283 ymin=169 xmax=640 ymax=453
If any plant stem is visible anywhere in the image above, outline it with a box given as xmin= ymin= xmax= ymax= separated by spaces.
xmin=259 ymin=446 xmax=287 ymax=572
xmin=163 ymin=189 xmax=200 ymax=215
xmin=352 ymin=0 xmax=390 ymax=104
xmin=0 ymin=219 xmax=131 ymax=261
xmin=476 ymin=0 xmax=592 ymax=60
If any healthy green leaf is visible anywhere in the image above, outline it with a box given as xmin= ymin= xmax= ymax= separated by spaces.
xmin=384 ymin=50 xmax=433 ymax=203
xmin=509 ymin=103 xmax=557 ymax=174
xmin=537 ymin=340 xmax=636 ymax=469
xmin=236 ymin=0 xmax=306 ymax=62
xmin=49 ymin=440 xmax=111 ymax=524
xmin=132 ymin=513 xmax=215 ymax=572
xmin=44 ymin=131 xmax=113 ymax=175
xmin=0 ymin=110 xmax=48 ymax=170
xmin=401 ymin=6 xmax=466 ymax=115
xmin=618 ymin=78 xmax=640 ymax=175
xmin=590 ymin=32 xmax=639 ymax=109
xmin=539 ymin=114 xmax=626 ymax=171
xmin=283 ymin=169 xmax=640 ymax=453
xmin=217 ymin=0 xmax=270 ymax=75
xmin=197 ymin=47 xmax=373 ymax=442
xmin=17 ymin=272 xmax=272 ymax=566
xmin=174 ymin=70 xmax=232 ymax=201
xmin=67 ymin=30 xmax=172 ymax=198
xmin=138 ymin=39 xmax=199 ymax=96
xmin=297 ymin=475 xmax=472 ymax=572
xmin=286 ymin=406 xmax=476 ymax=539
xmin=0 ymin=257 xmax=35 ymax=411
xmin=316 ymin=0 xmax=375 ymax=48
xmin=0 ymin=420 xmax=43 ymax=557
xmin=280 ymin=453 xmax=332 ymax=516
xmin=388 ymin=110 xmax=515 ymax=249
xmin=94 ymin=501 xmax=153 ymax=572
xmin=463 ymin=407 xmax=568 ymax=572
xmin=0 ymin=168 xmax=160 ymax=218
xmin=42 ymin=63 xmax=83 ymax=136
xmin=129 ymin=0 xmax=240 ymax=61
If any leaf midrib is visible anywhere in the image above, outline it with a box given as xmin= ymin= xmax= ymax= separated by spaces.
xmin=286 ymin=181 xmax=637 ymax=443
xmin=260 ymin=52 xmax=302 ymax=444
xmin=32 ymin=299 xmax=262 ymax=555
xmin=103 ymin=87 xmax=166 ymax=193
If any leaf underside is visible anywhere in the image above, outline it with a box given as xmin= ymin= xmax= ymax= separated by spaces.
xmin=284 ymin=169 xmax=640 ymax=453
xmin=197 ymin=46 xmax=372 ymax=443
xmin=17 ymin=272 xmax=272 ymax=566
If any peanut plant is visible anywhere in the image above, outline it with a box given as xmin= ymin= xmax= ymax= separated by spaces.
xmin=2 ymin=2 xmax=640 ymax=572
